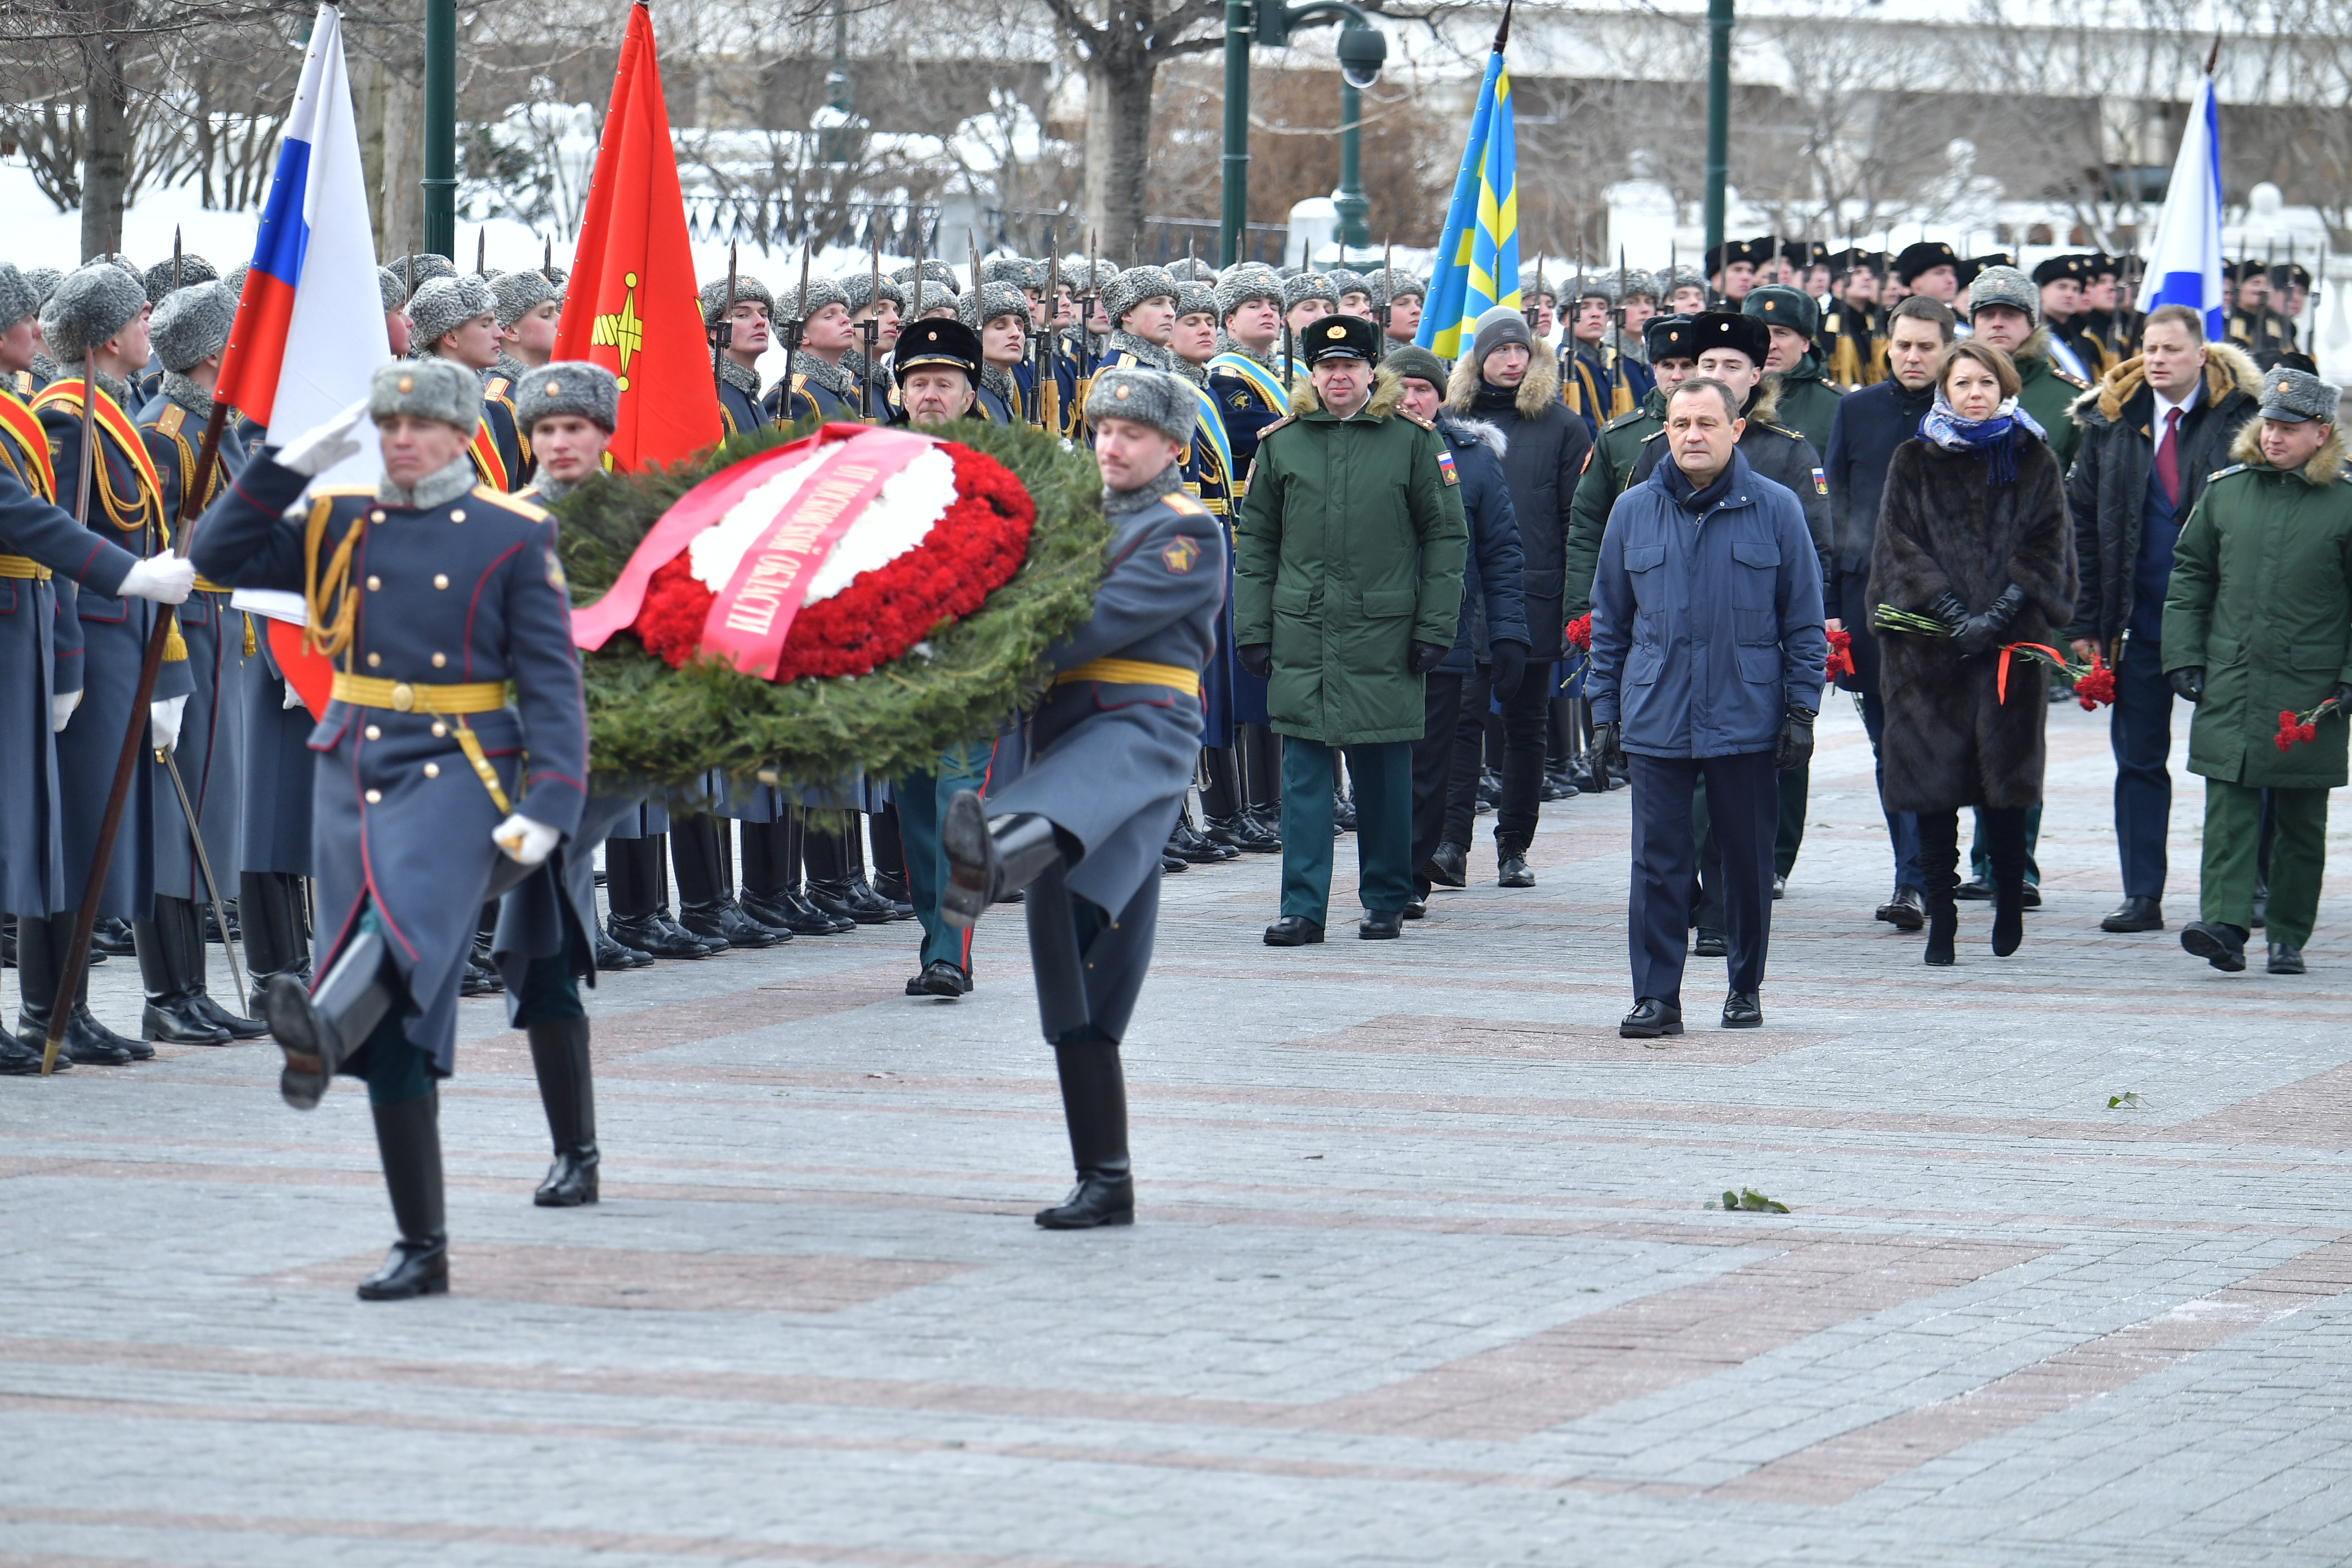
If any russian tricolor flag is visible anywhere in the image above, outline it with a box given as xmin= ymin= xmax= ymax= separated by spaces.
xmin=2135 ymin=73 xmax=2226 ymax=340
xmin=215 ymin=2 xmax=387 ymax=487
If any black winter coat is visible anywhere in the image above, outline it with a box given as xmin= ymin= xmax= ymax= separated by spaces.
xmin=1445 ymin=351 xmax=1591 ymax=661
xmin=1433 ymin=413 xmax=1529 ymax=674
xmin=2065 ymin=343 xmax=2262 ymax=648
xmin=1867 ymin=436 xmax=2078 ymax=813
xmin=1630 ymin=384 xmax=1833 ymax=595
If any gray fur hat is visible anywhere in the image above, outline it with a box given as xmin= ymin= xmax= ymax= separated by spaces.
xmin=779 ymin=276 xmax=848 ymax=322
xmin=1215 ymin=264 xmax=1284 ymax=321
xmin=1167 ymin=257 xmax=1218 ymax=284
xmin=1570 ymin=273 xmax=1616 ymax=305
xmin=391 ymin=253 xmax=457 ymax=300
xmin=980 ymin=256 xmax=1039 ymax=292
xmin=1370 ymin=268 xmax=1425 ymax=307
xmin=1656 ymin=264 xmax=1708 ymax=298
xmin=24 ymin=267 xmax=63 ymax=309
xmin=1282 ymin=271 xmax=1339 ymax=312
xmin=142 ymin=253 xmax=218 ymax=307
xmin=2260 ymin=366 xmax=2340 ymax=425
xmin=369 ymin=357 xmax=480 ymax=432
xmin=1102 ymin=264 xmax=1178 ymax=329
xmin=40 ymin=260 xmax=150 ymax=363
xmin=960 ymin=280 xmax=1030 ymax=331
xmin=889 ymin=260 xmax=959 ymax=295
xmin=514 ymin=359 xmax=620 ymax=434
xmin=902 ymin=280 xmax=959 ymax=319
xmin=1611 ymin=267 xmax=1659 ymax=301
xmin=698 ymin=272 xmax=774 ymax=327
xmin=0 ymin=263 xmax=37 ymax=331
xmin=407 ymin=275 xmax=496 ymax=349
xmin=377 ymin=266 xmax=409 ymax=313
xmin=1324 ymin=268 xmax=1371 ymax=301
xmin=1966 ymin=264 xmax=2039 ymax=328
xmin=1059 ymin=256 xmax=1098 ymax=292
xmin=1084 ymin=366 xmax=1195 ymax=447
xmin=1176 ymin=282 xmax=1219 ymax=321
xmin=837 ymin=270 xmax=906 ymax=314
xmin=220 ymin=264 xmax=249 ymax=304
xmin=150 ymin=280 xmax=237 ymax=372
xmin=1517 ymin=265 xmax=1559 ymax=302
xmin=492 ymin=269 xmax=560 ymax=327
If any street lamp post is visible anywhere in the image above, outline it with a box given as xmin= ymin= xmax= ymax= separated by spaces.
xmin=1220 ymin=0 xmax=1253 ymax=266
xmin=1703 ymin=0 xmax=1734 ymax=260
xmin=424 ymin=0 xmax=456 ymax=258
xmin=1224 ymin=0 xmax=1387 ymax=267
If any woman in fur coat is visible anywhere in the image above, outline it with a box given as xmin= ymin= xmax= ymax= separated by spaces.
xmin=1868 ymin=339 xmax=2079 ymax=964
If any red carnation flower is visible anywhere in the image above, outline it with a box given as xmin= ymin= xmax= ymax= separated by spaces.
xmin=1563 ymin=613 xmax=1592 ymax=652
xmin=1824 ymin=626 xmax=1855 ymax=679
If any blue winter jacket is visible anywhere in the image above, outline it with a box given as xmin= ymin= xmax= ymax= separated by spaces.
xmin=1587 ymin=447 xmax=1828 ymax=758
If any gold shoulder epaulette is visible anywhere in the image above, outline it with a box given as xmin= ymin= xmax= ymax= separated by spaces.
xmin=1640 ymin=427 xmax=1668 ymax=443
xmin=1258 ymin=414 xmax=1296 ymax=440
xmin=156 ymin=403 xmax=185 ymax=436
xmin=1165 ymin=491 xmax=1209 ymax=516
xmin=1822 ymin=314 xmax=1842 ymax=334
xmin=473 ymin=484 xmax=550 ymax=522
xmin=11 ymin=371 xmax=29 ymax=394
xmin=2056 ymin=368 xmax=2091 ymax=390
xmin=1602 ymin=408 xmax=1652 ymax=433
xmin=2207 ymin=463 xmax=2249 ymax=483
xmin=484 ymin=376 xmax=510 ymax=399
xmin=1753 ymin=419 xmax=1799 ymax=440
xmin=1399 ymin=410 xmax=1435 ymax=430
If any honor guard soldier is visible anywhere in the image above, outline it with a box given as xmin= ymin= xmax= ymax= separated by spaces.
xmin=1565 ymin=314 xmax=1704 ymax=622
xmin=380 ymin=266 xmax=414 ymax=357
xmin=2032 ymin=255 xmax=2101 ymax=381
xmin=0 ymin=261 xmax=198 ymax=1074
xmin=1168 ymin=277 xmax=1242 ymax=823
xmin=1518 ymin=266 xmax=1560 ymax=339
xmin=1707 ymin=238 xmax=1770 ymax=306
xmin=137 ymin=254 xmax=216 ymax=404
xmin=700 ymin=273 xmax=776 ymax=436
xmin=763 ymin=278 xmax=862 ymax=425
xmin=21 ymin=267 xmax=65 ymax=390
xmin=499 ymin=359 xmax=630 ymax=1206
xmin=191 ymin=358 xmax=587 ymax=1298
xmin=1745 ymin=284 xmax=1844 ymax=455
xmin=1894 ymin=240 xmax=1962 ymax=310
xmin=407 ymin=275 xmax=528 ymax=491
xmin=1822 ymin=250 xmax=1886 ymax=386
xmin=1374 ymin=267 xmax=1425 ymax=351
xmin=1280 ymin=271 xmax=1338 ymax=379
xmin=1070 ymin=265 xmax=1180 ymax=445
xmin=28 ymin=261 xmax=198 ymax=1064
xmin=137 ymin=278 xmax=265 ymax=1044
xmin=1607 ymin=268 xmax=1661 ymax=404
xmin=958 ymin=282 xmax=1031 ymax=424
xmin=1207 ymin=266 xmax=1289 ymax=475
xmin=489 ymin=269 xmax=562 ymax=375
xmin=839 ymin=270 xmax=906 ymax=417
xmin=1326 ymin=268 xmax=1375 ymax=318
xmin=1560 ymin=274 xmax=1623 ymax=434
xmin=1 ymin=262 xmax=48 ymax=401
xmin=938 ymin=366 xmax=1227 ymax=1228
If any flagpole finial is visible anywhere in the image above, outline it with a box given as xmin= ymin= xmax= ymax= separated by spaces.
xmin=2204 ymin=33 xmax=2221 ymax=74
xmin=1494 ymin=0 xmax=1514 ymax=53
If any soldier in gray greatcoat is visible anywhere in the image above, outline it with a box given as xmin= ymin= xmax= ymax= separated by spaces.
xmin=940 ymin=367 xmax=1226 ymax=1230
xmin=137 ymin=279 xmax=266 ymax=1043
xmin=191 ymin=358 xmax=589 ymax=1300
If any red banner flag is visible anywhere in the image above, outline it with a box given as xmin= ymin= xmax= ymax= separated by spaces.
xmin=552 ymin=1 xmax=721 ymax=471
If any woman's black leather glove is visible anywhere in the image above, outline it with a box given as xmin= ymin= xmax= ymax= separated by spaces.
xmin=1952 ymin=584 xmax=2030 ymax=657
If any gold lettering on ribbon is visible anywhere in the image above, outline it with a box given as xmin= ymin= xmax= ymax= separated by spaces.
xmin=719 ymin=464 xmax=880 ymax=636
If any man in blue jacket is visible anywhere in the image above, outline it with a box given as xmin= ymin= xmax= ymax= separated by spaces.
xmin=1589 ymin=377 xmax=1827 ymax=1036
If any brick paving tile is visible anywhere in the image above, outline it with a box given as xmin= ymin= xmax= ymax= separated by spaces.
xmin=2 ymin=701 xmax=2351 ymax=1567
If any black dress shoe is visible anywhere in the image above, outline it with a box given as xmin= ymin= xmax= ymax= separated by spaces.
xmin=594 ymin=926 xmax=652 ymax=969
xmin=1722 ymin=991 xmax=1763 ymax=1029
xmin=91 ymin=917 xmax=137 ymax=957
xmin=1876 ymin=885 xmax=1926 ymax=931
xmin=1208 ymin=814 xmax=1281 ymax=853
xmin=1619 ymin=998 xmax=1683 ymax=1038
xmin=355 ymin=1235 xmax=449 ymax=1300
xmin=1402 ymin=897 xmax=1427 ymax=921
xmin=1333 ymin=796 xmax=1358 ymax=832
xmin=744 ymin=890 xmax=850 ymax=936
xmin=1497 ymin=856 xmax=1535 ymax=889
xmin=906 ymin=959 xmax=970 ymax=998
xmin=141 ymin=996 xmax=231 ymax=1045
xmin=0 ymin=1037 xmax=51 ymax=1075
xmin=1954 ymin=878 xmax=1993 ymax=901
xmin=2268 ymin=941 xmax=2305 ymax=975
xmin=1424 ymin=842 xmax=1468 ymax=889
xmin=2100 ymin=896 xmax=2164 ymax=933
xmin=1359 ymin=909 xmax=1404 ymax=939
xmin=535 ymin=1148 xmax=599 ymax=1207
xmin=1692 ymin=928 xmax=1729 ymax=958
xmin=37 ymin=1005 xmax=136 ymax=1066
xmin=2181 ymin=920 xmax=2249 ymax=973
xmin=872 ymin=870 xmax=913 ymax=906
xmin=607 ymin=912 xmax=712 ymax=959
xmin=1035 ymin=1172 xmax=1134 ymax=1229
xmin=1161 ymin=850 xmax=1189 ymax=873
xmin=1169 ymin=821 xmax=1228 ymax=863
xmin=2021 ymin=884 xmax=2042 ymax=909
xmin=1263 ymin=916 xmax=1325 ymax=946
xmin=188 ymin=992 xmax=270 ymax=1040
xmin=681 ymin=897 xmax=784 ymax=949
xmin=851 ymin=875 xmax=917 ymax=922
xmin=1771 ymin=875 xmax=1787 ymax=899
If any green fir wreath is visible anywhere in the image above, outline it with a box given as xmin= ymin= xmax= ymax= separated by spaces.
xmin=550 ymin=417 xmax=1109 ymax=797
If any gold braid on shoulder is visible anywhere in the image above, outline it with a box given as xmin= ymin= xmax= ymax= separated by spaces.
xmin=302 ymin=494 xmax=359 ymax=661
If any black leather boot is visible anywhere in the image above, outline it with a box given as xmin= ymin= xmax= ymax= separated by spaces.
xmin=941 ymin=794 xmax=1066 ymax=928
xmin=238 ymin=872 xmax=311 ymax=1014
xmin=136 ymin=897 xmax=234 ymax=1045
xmin=168 ymin=890 xmax=269 ymax=1036
xmin=264 ymin=928 xmax=395 ymax=1110
xmin=358 ymin=1090 xmax=449 ymax=1300
xmin=1983 ymin=808 xmax=2029 ymax=959
xmin=52 ymin=915 xmax=148 ymax=1062
xmin=1036 ymin=1037 xmax=1134 ymax=1229
xmin=4 ymin=917 xmax=66 ymax=1073
xmin=528 ymin=1016 xmax=599 ymax=1206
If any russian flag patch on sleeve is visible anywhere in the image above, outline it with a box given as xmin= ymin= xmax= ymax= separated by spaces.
xmin=1436 ymin=448 xmax=1459 ymax=485
xmin=1812 ymin=466 xmax=1828 ymax=496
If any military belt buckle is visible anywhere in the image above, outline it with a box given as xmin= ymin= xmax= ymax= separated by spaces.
xmin=390 ymin=683 xmax=416 ymax=713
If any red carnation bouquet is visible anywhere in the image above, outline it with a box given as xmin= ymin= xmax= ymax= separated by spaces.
xmin=1825 ymin=625 xmax=1855 ymax=680
xmin=2276 ymin=699 xmax=2341 ymax=751
xmin=573 ymin=424 xmax=1036 ymax=683
xmin=1997 ymin=642 xmax=2115 ymax=711
xmin=1561 ymin=612 xmax=1593 ymax=684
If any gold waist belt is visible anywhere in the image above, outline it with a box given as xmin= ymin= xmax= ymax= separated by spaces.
xmin=0 ymin=555 xmax=52 ymax=581
xmin=1053 ymin=657 xmax=1201 ymax=697
xmin=193 ymin=575 xmax=232 ymax=594
xmin=329 ymin=673 xmax=510 ymax=715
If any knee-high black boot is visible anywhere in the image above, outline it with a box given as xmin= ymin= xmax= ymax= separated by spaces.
xmin=137 ymin=896 xmax=240 ymax=1044
xmin=358 ymin=1089 xmax=448 ymax=1299
xmin=1917 ymin=812 xmax=1961 ymax=966
xmin=263 ymin=927 xmax=397 ymax=1108
xmin=239 ymin=871 xmax=307 ymax=1014
xmin=5 ymin=917 xmax=63 ymax=1073
xmin=528 ymin=1016 xmax=599 ymax=1206
xmin=44 ymin=914 xmax=147 ymax=1064
xmin=1036 ymin=1035 xmax=1133 ymax=1230
xmin=1983 ymin=807 xmax=2030 ymax=957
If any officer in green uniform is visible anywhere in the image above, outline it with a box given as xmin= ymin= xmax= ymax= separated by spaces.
xmin=1563 ymin=315 xmax=1702 ymax=621
xmin=1744 ymin=284 xmax=1842 ymax=456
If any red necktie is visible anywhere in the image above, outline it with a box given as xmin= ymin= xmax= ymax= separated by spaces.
xmin=2155 ymin=406 xmax=2183 ymax=509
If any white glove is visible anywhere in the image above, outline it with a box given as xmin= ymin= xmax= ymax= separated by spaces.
xmin=118 ymin=555 xmax=196 ymax=605
xmin=492 ymin=812 xmax=559 ymax=867
xmin=150 ymin=694 xmax=188 ymax=755
xmin=275 ymin=397 xmax=369 ymax=478
xmin=51 ymin=690 xmax=80 ymax=733
xmin=282 ymin=679 xmax=306 ymax=710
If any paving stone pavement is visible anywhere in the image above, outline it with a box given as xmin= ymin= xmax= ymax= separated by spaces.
xmin=5 ymin=698 xmax=2352 ymax=1567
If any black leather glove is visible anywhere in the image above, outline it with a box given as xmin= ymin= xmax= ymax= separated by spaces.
xmin=1776 ymin=705 xmax=1816 ymax=771
xmin=1927 ymin=591 xmax=1971 ymax=635
xmin=1489 ymin=639 xmax=1530 ymax=700
xmin=1950 ymin=583 xmax=2029 ymax=657
xmin=2170 ymin=666 xmax=2205 ymax=703
xmin=1409 ymin=640 xmax=1450 ymax=676
xmin=1237 ymin=643 xmax=1273 ymax=680
xmin=2331 ymin=681 xmax=2352 ymax=713
xmin=1593 ymin=719 xmax=1625 ymax=776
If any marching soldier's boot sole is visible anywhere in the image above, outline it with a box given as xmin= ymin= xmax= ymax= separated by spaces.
xmin=265 ymin=930 xmax=395 ymax=1110
xmin=941 ymin=795 xmax=1064 ymax=929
